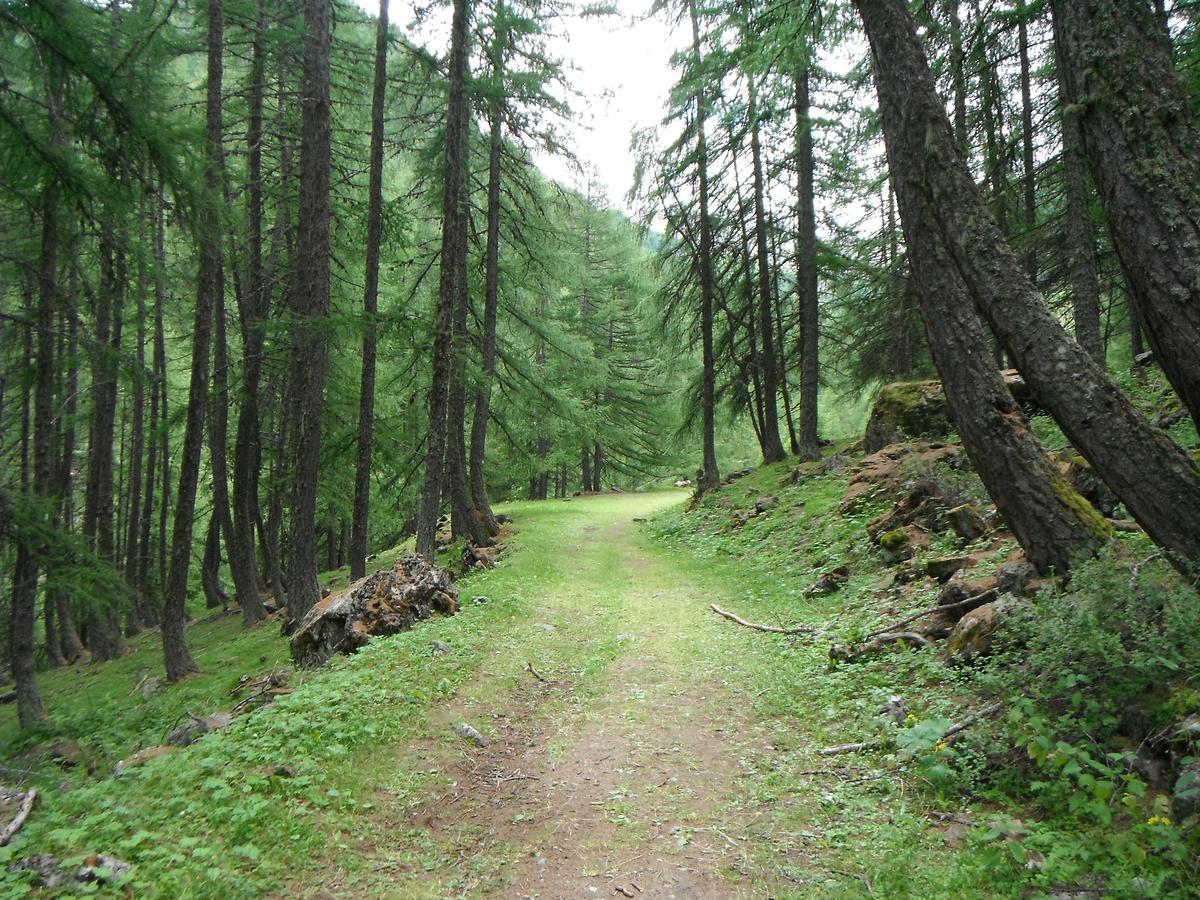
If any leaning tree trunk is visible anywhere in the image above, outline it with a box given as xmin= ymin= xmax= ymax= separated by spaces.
xmin=1052 ymin=0 xmax=1200 ymax=428
xmin=854 ymin=0 xmax=1200 ymax=576
xmin=417 ymin=0 xmax=470 ymax=559
xmin=284 ymin=0 xmax=334 ymax=617
xmin=882 ymin=159 xmax=1106 ymax=573
xmin=351 ymin=0 xmax=389 ymax=579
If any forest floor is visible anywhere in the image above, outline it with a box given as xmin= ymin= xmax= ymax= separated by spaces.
xmin=1 ymin=485 xmax=1055 ymax=897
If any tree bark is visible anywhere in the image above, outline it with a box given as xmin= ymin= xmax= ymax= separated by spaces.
xmin=229 ymin=0 xmax=269 ymax=622
xmin=163 ymin=0 xmax=228 ymax=680
xmin=1052 ymin=0 xmax=1200 ymax=428
xmin=748 ymin=75 xmax=787 ymax=464
xmin=1054 ymin=39 xmax=1104 ymax=363
xmin=855 ymin=0 xmax=1200 ymax=575
xmin=351 ymin=0 xmax=390 ymax=579
xmin=201 ymin=513 xmax=228 ymax=609
xmin=688 ymin=0 xmax=720 ymax=492
xmin=467 ymin=7 xmax=507 ymax=535
xmin=795 ymin=63 xmax=821 ymax=462
xmin=1017 ymin=0 xmax=1038 ymax=280
xmin=417 ymin=0 xmax=470 ymax=559
xmin=284 ymin=0 xmax=334 ymax=616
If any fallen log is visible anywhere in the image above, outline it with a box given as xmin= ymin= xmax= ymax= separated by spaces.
xmin=829 ymin=631 xmax=933 ymax=663
xmin=709 ymin=604 xmax=822 ymax=636
xmin=0 ymin=788 xmax=36 ymax=846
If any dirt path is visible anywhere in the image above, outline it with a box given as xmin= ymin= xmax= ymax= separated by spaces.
xmin=338 ymin=494 xmax=785 ymax=899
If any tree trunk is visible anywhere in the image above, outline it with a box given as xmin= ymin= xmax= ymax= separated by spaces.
xmin=83 ymin=219 xmax=127 ymax=663
xmin=54 ymin=306 xmax=84 ymax=663
xmin=1055 ymin=39 xmax=1105 ymax=363
xmin=748 ymin=75 xmax=787 ymax=464
xmin=417 ymin=0 xmax=470 ymax=560
xmin=201 ymin=513 xmax=228 ymax=609
xmin=688 ymin=0 xmax=720 ymax=492
xmin=1017 ymin=0 xmax=1038 ymax=281
xmin=591 ymin=442 xmax=603 ymax=491
xmin=163 ymin=0 xmax=227 ymax=681
xmin=1052 ymin=0 xmax=1200 ymax=428
xmin=284 ymin=0 xmax=334 ymax=617
xmin=351 ymin=0 xmax=390 ymax=578
xmin=855 ymin=0 xmax=1200 ymax=575
xmin=122 ymin=200 xmax=148 ymax=636
xmin=467 ymin=9 xmax=507 ymax=536
xmin=795 ymin=63 xmax=821 ymax=461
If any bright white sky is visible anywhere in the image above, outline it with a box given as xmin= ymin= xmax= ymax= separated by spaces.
xmin=386 ymin=0 xmax=679 ymax=215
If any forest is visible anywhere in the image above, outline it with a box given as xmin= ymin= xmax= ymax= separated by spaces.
xmin=0 ymin=0 xmax=1198 ymax=895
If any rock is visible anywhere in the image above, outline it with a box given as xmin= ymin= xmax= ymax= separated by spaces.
xmin=946 ymin=503 xmax=987 ymax=542
xmin=289 ymin=554 xmax=458 ymax=667
xmin=534 ymin=623 xmax=555 ymax=633
xmin=430 ymin=640 xmax=453 ymax=655
xmin=807 ymin=566 xmax=850 ymax=595
xmin=472 ymin=595 xmax=489 ymax=605
xmin=864 ymin=380 xmax=952 ymax=453
xmin=1172 ymin=713 xmax=1200 ymax=748
xmin=843 ymin=443 xmax=964 ymax=512
xmin=462 ymin=543 xmax=498 ymax=571
xmin=1060 ymin=453 xmax=1119 ymax=518
xmin=937 ymin=572 xmax=997 ymax=608
xmin=1153 ymin=410 xmax=1186 ymax=430
xmin=1172 ymin=760 xmax=1200 ymax=822
xmin=453 ymin=722 xmax=488 ymax=747
xmin=723 ymin=467 xmax=753 ymax=484
xmin=495 ymin=513 xmax=512 ymax=525
xmin=1131 ymin=745 xmax=1174 ymax=791
xmin=168 ymin=712 xmax=234 ymax=747
xmin=115 ymin=745 xmax=176 ymax=773
xmin=674 ymin=479 xmax=692 ymax=488
xmin=609 ymin=486 xmax=624 ymax=493
xmin=996 ymin=561 xmax=1037 ymax=597
xmin=926 ymin=557 xmax=973 ymax=583
xmin=866 ymin=480 xmax=947 ymax=541
xmin=1134 ymin=350 xmax=1155 ymax=367
xmin=877 ymin=527 xmax=915 ymax=563
xmin=730 ymin=510 xmax=753 ymax=528
xmin=75 ymin=854 xmax=132 ymax=885
xmin=45 ymin=739 xmax=83 ymax=768
xmin=754 ymin=495 xmax=779 ymax=514
xmin=943 ymin=596 xmax=1025 ymax=664
xmin=880 ymin=695 xmax=908 ymax=725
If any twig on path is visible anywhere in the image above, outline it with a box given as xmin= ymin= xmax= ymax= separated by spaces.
xmin=709 ymin=604 xmax=822 ymax=636
xmin=863 ymin=589 xmax=998 ymax=640
xmin=817 ymin=701 xmax=1004 ymax=756
xmin=926 ymin=810 xmax=978 ymax=827
xmin=0 ymin=789 xmax=37 ymax=846
xmin=524 ymin=662 xmax=549 ymax=683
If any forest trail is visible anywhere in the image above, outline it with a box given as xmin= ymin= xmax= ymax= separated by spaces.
xmin=315 ymin=492 xmax=796 ymax=898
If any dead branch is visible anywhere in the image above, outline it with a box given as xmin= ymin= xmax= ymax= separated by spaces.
xmin=863 ymin=588 xmax=998 ymax=640
xmin=709 ymin=604 xmax=822 ymax=636
xmin=925 ymin=810 xmax=978 ymax=827
xmin=818 ymin=739 xmax=883 ymax=756
xmin=524 ymin=662 xmax=549 ymax=683
xmin=0 ymin=789 xmax=36 ymax=846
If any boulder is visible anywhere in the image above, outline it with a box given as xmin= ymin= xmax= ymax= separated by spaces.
xmin=290 ymin=554 xmax=458 ymax=667
xmin=168 ymin=712 xmax=234 ymax=747
xmin=754 ymin=495 xmax=779 ymax=514
xmin=946 ymin=503 xmax=987 ymax=542
xmin=926 ymin=556 xmax=974 ymax=582
xmin=807 ymin=566 xmax=850 ymax=595
xmin=943 ymin=596 xmax=1025 ymax=664
xmin=1059 ymin=454 xmax=1119 ymax=518
xmin=115 ymin=745 xmax=176 ymax=773
xmin=864 ymin=381 xmax=952 ymax=453
xmin=1173 ymin=760 xmax=1200 ymax=822
xmin=996 ymin=561 xmax=1037 ymax=597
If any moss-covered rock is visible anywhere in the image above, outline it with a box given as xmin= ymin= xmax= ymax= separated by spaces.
xmin=863 ymin=380 xmax=952 ymax=452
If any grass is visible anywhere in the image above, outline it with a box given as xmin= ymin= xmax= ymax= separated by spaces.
xmin=2 ymin=467 xmax=1194 ymax=897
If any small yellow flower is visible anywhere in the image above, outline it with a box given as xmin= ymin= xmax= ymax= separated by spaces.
xmin=1146 ymin=816 xmax=1172 ymax=826
xmin=905 ymin=713 xmax=917 ymax=724
xmin=934 ymin=739 xmax=947 ymax=753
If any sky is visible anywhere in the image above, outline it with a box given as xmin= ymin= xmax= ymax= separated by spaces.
xmin=387 ymin=0 xmax=680 ymax=216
